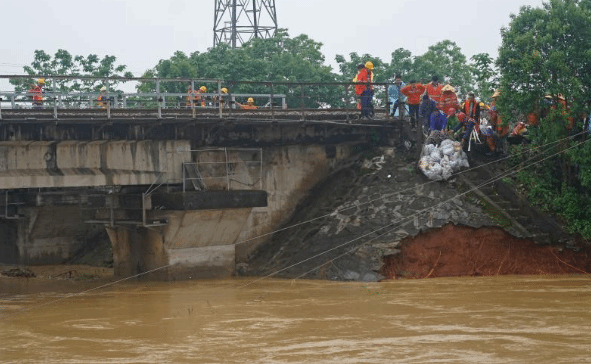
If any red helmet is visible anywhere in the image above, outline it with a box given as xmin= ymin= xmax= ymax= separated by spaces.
xmin=457 ymin=112 xmax=466 ymax=122
xmin=446 ymin=108 xmax=456 ymax=117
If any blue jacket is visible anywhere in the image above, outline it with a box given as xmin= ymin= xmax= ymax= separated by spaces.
xmin=420 ymin=98 xmax=437 ymax=119
xmin=429 ymin=111 xmax=448 ymax=131
xmin=388 ymin=82 xmax=406 ymax=103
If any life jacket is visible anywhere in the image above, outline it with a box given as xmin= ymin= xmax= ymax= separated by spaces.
xmin=464 ymin=99 xmax=479 ymax=120
xmin=355 ymin=68 xmax=371 ymax=96
xmin=426 ymin=83 xmax=443 ymax=103
xmin=30 ymin=85 xmax=43 ymax=104
xmin=97 ymin=93 xmax=107 ymax=108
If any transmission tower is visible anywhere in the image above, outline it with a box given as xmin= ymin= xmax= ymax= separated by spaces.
xmin=213 ymin=0 xmax=278 ymax=48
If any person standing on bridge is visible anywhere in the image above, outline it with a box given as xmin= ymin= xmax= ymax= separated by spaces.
xmin=29 ymin=78 xmax=45 ymax=108
xmin=401 ymin=80 xmax=426 ymax=129
xmin=197 ymin=86 xmax=207 ymax=107
xmin=97 ymin=86 xmax=108 ymax=109
xmin=352 ymin=63 xmax=364 ymax=110
xmin=425 ymin=76 xmax=443 ymax=104
xmin=356 ymin=61 xmax=374 ymax=119
xmin=388 ymin=74 xmax=406 ymax=120
xmin=236 ymin=97 xmax=258 ymax=109
xmin=186 ymin=85 xmax=198 ymax=108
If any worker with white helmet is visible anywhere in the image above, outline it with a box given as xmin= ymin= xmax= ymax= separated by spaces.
xmin=97 ymin=86 xmax=108 ymax=109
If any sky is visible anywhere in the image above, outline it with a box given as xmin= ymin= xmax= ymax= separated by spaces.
xmin=0 ymin=0 xmax=547 ymax=91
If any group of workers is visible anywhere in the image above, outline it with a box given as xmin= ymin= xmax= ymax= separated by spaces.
xmin=186 ymin=85 xmax=258 ymax=109
xmin=353 ymin=67 xmax=501 ymax=153
xmin=26 ymin=79 xmax=259 ymax=110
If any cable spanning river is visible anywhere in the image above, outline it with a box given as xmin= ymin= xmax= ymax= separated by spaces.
xmin=1 ymin=275 xmax=590 ymax=363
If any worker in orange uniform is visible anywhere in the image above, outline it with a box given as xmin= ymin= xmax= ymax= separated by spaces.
xmin=490 ymin=90 xmax=509 ymax=136
xmin=463 ymin=92 xmax=481 ymax=123
xmin=352 ymin=63 xmax=365 ymax=110
xmin=438 ymin=84 xmax=460 ymax=112
xmin=186 ymin=85 xmax=198 ymax=108
xmin=236 ymin=97 xmax=258 ymax=109
xmin=196 ymin=86 xmax=208 ymax=107
xmin=355 ymin=61 xmax=375 ymax=119
xmin=29 ymin=78 xmax=45 ymax=108
xmin=425 ymin=76 xmax=443 ymax=104
xmin=401 ymin=80 xmax=426 ymax=129
xmin=97 ymin=86 xmax=108 ymax=109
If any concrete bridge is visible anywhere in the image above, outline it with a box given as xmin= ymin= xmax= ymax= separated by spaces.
xmin=0 ymin=78 xmax=401 ymax=279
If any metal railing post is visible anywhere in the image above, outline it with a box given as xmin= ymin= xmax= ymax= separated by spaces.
xmin=300 ymin=85 xmax=305 ymax=121
xmin=0 ymin=97 xmax=3 ymax=120
xmin=11 ymin=94 xmax=15 ymax=109
xmin=53 ymin=97 xmax=58 ymax=119
xmin=218 ymin=80 xmax=223 ymax=119
xmin=270 ymin=83 xmax=275 ymax=120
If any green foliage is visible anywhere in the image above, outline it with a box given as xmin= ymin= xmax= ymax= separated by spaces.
xmin=139 ymin=29 xmax=342 ymax=108
xmin=497 ymin=0 xmax=591 ymax=239
xmin=471 ymin=53 xmax=497 ymax=102
xmin=10 ymin=49 xmax=133 ymax=93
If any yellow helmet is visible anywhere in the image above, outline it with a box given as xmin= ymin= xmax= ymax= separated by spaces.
xmin=199 ymin=86 xmax=207 ymax=92
xmin=37 ymin=78 xmax=45 ymax=85
xmin=247 ymin=97 xmax=254 ymax=103
xmin=492 ymin=90 xmax=501 ymax=98
xmin=365 ymin=61 xmax=374 ymax=70
xmin=100 ymin=86 xmax=107 ymax=92
xmin=221 ymin=87 xmax=228 ymax=94
xmin=479 ymin=102 xmax=485 ymax=107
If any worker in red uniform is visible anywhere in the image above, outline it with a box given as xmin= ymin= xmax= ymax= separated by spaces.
xmin=425 ymin=76 xmax=443 ymax=104
xmin=355 ymin=61 xmax=374 ymax=119
xmin=490 ymin=90 xmax=509 ymax=136
xmin=401 ymin=80 xmax=426 ymax=129
xmin=29 ymin=78 xmax=45 ymax=108
xmin=438 ymin=84 xmax=460 ymax=112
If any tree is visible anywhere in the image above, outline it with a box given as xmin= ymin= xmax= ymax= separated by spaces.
xmin=496 ymin=0 xmax=591 ymax=238
xmin=10 ymin=49 xmax=133 ymax=93
xmin=413 ymin=40 xmax=473 ymax=96
xmin=141 ymin=30 xmax=342 ymax=108
xmin=470 ymin=53 xmax=496 ymax=102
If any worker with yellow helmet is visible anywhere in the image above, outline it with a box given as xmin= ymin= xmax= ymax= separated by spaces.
xmin=29 ymin=78 xmax=45 ymax=108
xmin=355 ymin=61 xmax=375 ymax=119
xmin=214 ymin=87 xmax=230 ymax=108
xmin=236 ymin=97 xmax=258 ymax=109
xmin=196 ymin=85 xmax=208 ymax=107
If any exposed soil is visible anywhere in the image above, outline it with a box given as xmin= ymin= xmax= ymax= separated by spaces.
xmin=381 ymin=224 xmax=590 ymax=279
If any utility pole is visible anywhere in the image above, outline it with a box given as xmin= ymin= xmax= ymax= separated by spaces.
xmin=213 ymin=0 xmax=277 ymax=48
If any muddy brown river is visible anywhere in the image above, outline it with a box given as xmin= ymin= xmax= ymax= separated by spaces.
xmin=1 ymin=275 xmax=590 ymax=363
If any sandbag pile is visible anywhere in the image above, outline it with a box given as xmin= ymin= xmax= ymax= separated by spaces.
xmin=419 ymin=139 xmax=470 ymax=180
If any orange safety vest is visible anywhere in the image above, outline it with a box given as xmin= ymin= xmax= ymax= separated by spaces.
xmin=426 ymin=83 xmax=443 ymax=103
xmin=30 ymin=85 xmax=43 ymax=105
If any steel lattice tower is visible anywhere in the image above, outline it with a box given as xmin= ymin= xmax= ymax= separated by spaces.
xmin=213 ymin=0 xmax=278 ymax=48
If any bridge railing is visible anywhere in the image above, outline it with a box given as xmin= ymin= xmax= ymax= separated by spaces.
xmin=0 ymin=75 xmax=397 ymax=120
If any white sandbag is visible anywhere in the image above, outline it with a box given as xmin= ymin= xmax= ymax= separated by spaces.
xmin=430 ymin=150 xmax=441 ymax=162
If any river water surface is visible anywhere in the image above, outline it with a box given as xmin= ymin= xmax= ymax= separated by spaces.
xmin=1 ymin=275 xmax=590 ymax=363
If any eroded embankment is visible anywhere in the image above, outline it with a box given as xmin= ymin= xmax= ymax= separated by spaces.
xmin=381 ymin=224 xmax=590 ymax=279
